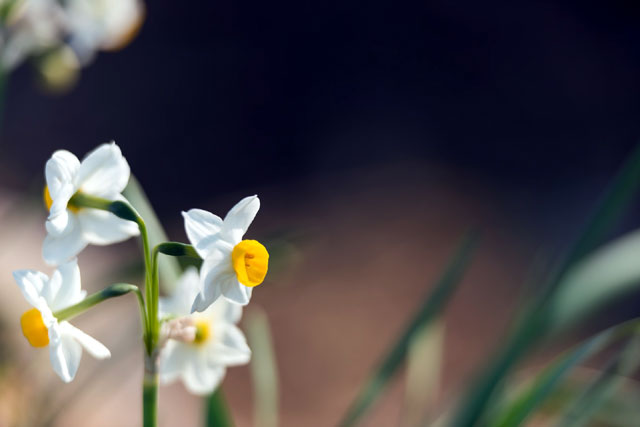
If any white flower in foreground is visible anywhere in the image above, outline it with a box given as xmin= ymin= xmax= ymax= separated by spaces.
xmin=13 ymin=259 xmax=110 ymax=383
xmin=183 ymin=195 xmax=269 ymax=310
xmin=159 ymin=267 xmax=251 ymax=395
xmin=43 ymin=142 xmax=139 ymax=265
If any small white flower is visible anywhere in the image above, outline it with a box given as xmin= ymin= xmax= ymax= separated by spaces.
xmin=13 ymin=259 xmax=111 ymax=383
xmin=183 ymin=195 xmax=269 ymax=311
xmin=64 ymin=0 xmax=145 ymax=64
xmin=42 ymin=142 xmax=139 ymax=266
xmin=1 ymin=0 xmax=67 ymax=70
xmin=159 ymin=267 xmax=251 ymax=395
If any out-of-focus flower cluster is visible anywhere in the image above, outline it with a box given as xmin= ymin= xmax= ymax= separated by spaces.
xmin=0 ymin=0 xmax=144 ymax=89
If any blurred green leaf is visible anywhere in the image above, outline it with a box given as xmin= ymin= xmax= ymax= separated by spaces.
xmin=246 ymin=308 xmax=279 ymax=427
xmin=550 ymin=228 xmax=640 ymax=332
xmin=123 ymin=175 xmax=182 ymax=291
xmin=339 ymin=231 xmax=479 ymax=427
xmin=452 ymin=144 xmax=640 ymax=427
xmin=489 ymin=319 xmax=640 ymax=426
xmin=206 ymin=389 xmax=234 ymax=427
xmin=558 ymin=331 xmax=640 ymax=427
xmin=403 ymin=320 xmax=443 ymax=427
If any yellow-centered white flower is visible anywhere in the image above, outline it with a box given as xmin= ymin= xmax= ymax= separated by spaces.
xmin=42 ymin=142 xmax=139 ymax=266
xmin=159 ymin=267 xmax=251 ymax=395
xmin=13 ymin=259 xmax=110 ymax=383
xmin=183 ymin=195 xmax=269 ymax=311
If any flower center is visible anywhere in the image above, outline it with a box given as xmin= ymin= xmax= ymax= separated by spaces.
xmin=232 ymin=240 xmax=269 ymax=287
xmin=20 ymin=308 xmax=49 ymax=348
xmin=194 ymin=319 xmax=211 ymax=344
xmin=44 ymin=186 xmax=81 ymax=213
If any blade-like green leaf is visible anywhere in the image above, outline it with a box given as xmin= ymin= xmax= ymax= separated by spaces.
xmin=246 ymin=308 xmax=279 ymax=427
xmin=339 ymin=231 xmax=479 ymax=427
xmin=549 ymin=228 xmax=640 ymax=332
xmin=451 ymin=144 xmax=640 ymax=427
xmin=558 ymin=331 xmax=640 ymax=427
xmin=123 ymin=175 xmax=182 ymax=290
xmin=206 ymin=389 xmax=234 ymax=427
xmin=402 ymin=320 xmax=444 ymax=427
xmin=489 ymin=318 xmax=640 ymax=426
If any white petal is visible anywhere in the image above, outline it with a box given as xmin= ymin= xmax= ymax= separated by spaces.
xmin=160 ymin=267 xmax=200 ymax=317
xmin=222 ymin=195 xmax=260 ymax=243
xmin=77 ymin=142 xmax=130 ymax=198
xmin=222 ymin=279 xmax=253 ymax=306
xmin=60 ymin=322 xmax=110 ymax=359
xmin=77 ymin=207 xmax=139 ymax=245
xmin=159 ymin=341 xmax=189 ymax=384
xmin=183 ymin=352 xmax=226 ymax=395
xmin=12 ymin=270 xmax=49 ymax=307
xmin=211 ymin=298 xmax=243 ymax=325
xmin=42 ymin=214 xmax=88 ymax=266
xmin=49 ymin=329 xmax=82 ymax=383
xmin=191 ymin=250 xmax=234 ymax=313
xmin=48 ymin=259 xmax=83 ymax=311
xmin=209 ymin=324 xmax=251 ymax=366
xmin=182 ymin=209 xmax=223 ymax=259
xmin=45 ymin=150 xmax=80 ymax=235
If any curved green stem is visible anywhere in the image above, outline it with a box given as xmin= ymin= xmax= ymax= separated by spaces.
xmin=53 ymin=283 xmax=145 ymax=322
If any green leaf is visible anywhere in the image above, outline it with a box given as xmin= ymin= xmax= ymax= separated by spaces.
xmin=403 ymin=320 xmax=444 ymax=427
xmin=339 ymin=231 xmax=479 ymax=427
xmin=488 ymin=319 xmax=640 ymax=426
xmin=246 ymin=308 xmax=280 ymax=427
xmin=451 ymin=144 xmax=640 ymax=427
xmin=123 ymin=176 xmax=182 ymax=291
xmin=557 ymin=330 xmax=640 ymax=427
xmin=549 ymin=228 xmax=640 ymax=333
xmin=206 ymin=389 xmax=234 ymax=427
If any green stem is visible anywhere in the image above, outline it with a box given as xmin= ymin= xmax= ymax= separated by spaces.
xmin=69 ymin=192 xmax=154 ymax=353
xmin=143 ymin=369 xmax=158 ymax=427
xmin=149 ymin=242 xmax=199 ymax=347
xmin=53 ymin=283 xmax=145 ymax=323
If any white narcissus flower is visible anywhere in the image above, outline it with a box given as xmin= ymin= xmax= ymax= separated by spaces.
xmin=183 ymin=195 xmax=269 ymax=311
xmin=13 ymin=258 xmax=110 ymax=383
xmin=43 ymin=142 xmax=139 ymax=266
xmin=64 ymin=0 xmax=145 ymax=64
xmin=159 ymin=267 xmax=251 ymax=395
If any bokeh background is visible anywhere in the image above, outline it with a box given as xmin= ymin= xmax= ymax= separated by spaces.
xmin=2 ymin=1 xmax=640 ymax=426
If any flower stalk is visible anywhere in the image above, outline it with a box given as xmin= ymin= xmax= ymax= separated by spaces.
xmin=53 ymin=283 xmax=145 ymax=322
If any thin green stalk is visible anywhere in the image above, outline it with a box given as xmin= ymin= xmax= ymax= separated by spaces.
xmin=53 ymin=283 xmax=145 ymax=323
xmin=340 ymin=231 xmax=478 ymax=426
xmin=206 ymin=389 xmax=234 ymax=427
xmin=143 ymin=371 xmax=158 ymax=427
xmin=150 ymin=242 xmax=200 ymax=346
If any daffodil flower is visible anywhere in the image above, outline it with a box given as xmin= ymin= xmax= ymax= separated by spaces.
xmin=183 ymin=195 xmax=269 ymax=311
xmin=13 ymin=258 xmax=111 ymax=383
xmin=158 ymin=267 xmax=251 ymax=395
xmin=43 ymin=142 xmax=139 ymax=265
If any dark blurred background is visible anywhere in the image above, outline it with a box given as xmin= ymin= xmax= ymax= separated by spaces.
xmin=4 ymin=1 xmax=640 ymax=214
xmin=3 ymin=1 xmax=640 ymax=425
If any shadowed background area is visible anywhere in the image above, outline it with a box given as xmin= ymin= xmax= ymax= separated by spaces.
xmin=1 ymin=1 xmax=640 ymax=426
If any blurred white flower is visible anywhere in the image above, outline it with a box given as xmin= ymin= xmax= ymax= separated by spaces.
xmin=0 ymin=0 xmax=144 ymax=72
xmin=43 ymin=142 xmax=139 ymax=265
xmin=13 ymin=258 xmax=110 ymax=383
xmin=0 ymin=0 xmax=66 ymax=70
xmin=183 ymin=195 xmax=269 ymax=310
xmin=64 ymin=0 xmax=145 ymax=64
xmin=159 ymin=267 xmax=251 ymax=395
